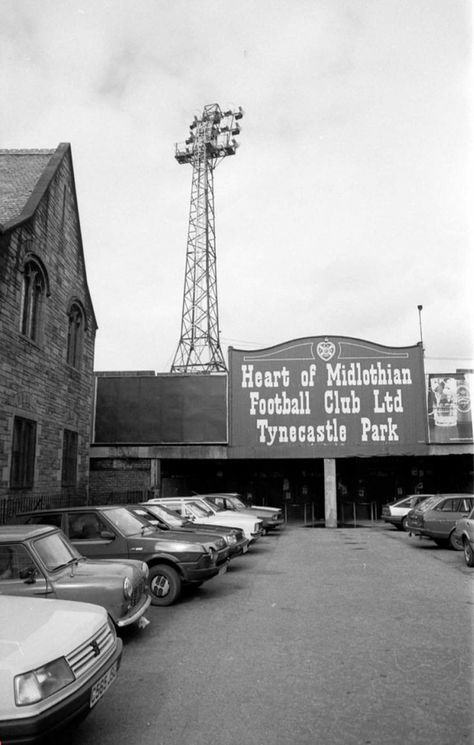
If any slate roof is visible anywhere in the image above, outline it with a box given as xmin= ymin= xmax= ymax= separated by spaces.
xmin=0 ymin=143 xmax=98 ymax=329
xmin=0 ymin=147 xmax=59 ymax=230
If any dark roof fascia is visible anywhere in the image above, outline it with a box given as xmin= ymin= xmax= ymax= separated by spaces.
xmin=0 ymin=143 xmax=69 ymax=234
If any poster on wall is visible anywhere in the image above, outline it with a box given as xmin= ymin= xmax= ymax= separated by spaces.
xmin=229 ymin=336 xmax=427 ymax=458
xmin=427 ymin=372 xmax=473 ymax=443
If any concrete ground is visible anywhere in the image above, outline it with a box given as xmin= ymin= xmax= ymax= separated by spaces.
xmin=71 ymin=524 xmax=473 ymax=745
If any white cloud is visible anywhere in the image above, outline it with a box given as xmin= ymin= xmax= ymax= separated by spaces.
xmin=1 ymin=0 xmax=471 ymax=374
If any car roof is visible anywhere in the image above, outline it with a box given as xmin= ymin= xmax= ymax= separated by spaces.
xmin=0 ymin=524 xmax=58 ymax=540
xmin=16 ymin=504 xmax=126 ymax=516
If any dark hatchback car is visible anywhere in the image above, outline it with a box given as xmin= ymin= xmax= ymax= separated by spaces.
xmin=14 ymin=505 xmax=225 ymax=606
xmin=406 ymin=494 xmax=474 ymax=548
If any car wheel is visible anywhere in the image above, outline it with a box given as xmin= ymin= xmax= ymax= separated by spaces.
xmin=148 ymin=565 xmax=181 ymax=606
xmin=448 ymin=530 xmax=463 ymax=551
xmin=463 ymin=538 xmax=474 ymax=567
xmin=399 ymin=516 xmax=409 ymax=531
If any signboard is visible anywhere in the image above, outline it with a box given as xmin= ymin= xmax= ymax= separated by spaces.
xmin=229 ymin=337 xmax=427 ymax=458
xmin=427 ymin=372 xmax=473 ymax=443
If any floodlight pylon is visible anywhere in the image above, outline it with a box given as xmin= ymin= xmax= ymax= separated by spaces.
xmin=170 ymin=103 xmax=243 ymax=374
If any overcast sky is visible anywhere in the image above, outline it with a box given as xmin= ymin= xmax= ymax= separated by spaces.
xmin=1 ymin=0 xmax=472 ymax=374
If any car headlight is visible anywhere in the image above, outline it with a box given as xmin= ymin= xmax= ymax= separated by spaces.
xmin=15 ymin=657 xmax=75 ymax=705
xmin=226 ymin=534 xmax=237 ymax=545
xmin=123 ymin=577 xmax=133 ymax=600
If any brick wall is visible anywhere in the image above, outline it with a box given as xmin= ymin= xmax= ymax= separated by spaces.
xmin=89 ymin=458 xmax=152 ymax=498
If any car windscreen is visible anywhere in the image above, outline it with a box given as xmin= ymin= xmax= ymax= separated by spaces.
xmin=34 ymin=531 xmax=82 ymax=571
xmin=228 ymin=497 xmax=246 ymax=510
xmin=145 ymin=503 xmax=186 ymax=527
xmin=105 ymin=507 xmax=152 ymax=536
xmin=188 ymin=501 xmax=214 ymax=518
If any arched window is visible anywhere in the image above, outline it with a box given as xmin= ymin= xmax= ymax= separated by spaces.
xmin=20 ymin=260 xmax=46 ymax=342
xmin=67 ymin=302 xmax=84 ymax=367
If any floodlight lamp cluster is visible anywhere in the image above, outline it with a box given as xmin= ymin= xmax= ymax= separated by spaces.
xmin=175 ymin=104 xmax=244 ymax=164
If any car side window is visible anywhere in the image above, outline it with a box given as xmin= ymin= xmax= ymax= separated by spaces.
xmin=438 ymin=500 xmax=454 ymax=512
xmin=0 ymin=544 xmax=36 ymax=581
xmin=213 ymin=497 xmax=225 ymax=508
xmin=68 ymin=513 xmax=107 ymax=540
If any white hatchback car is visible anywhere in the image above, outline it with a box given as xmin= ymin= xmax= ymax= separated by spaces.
xmin=0 ymin=595 xmax=122 ymax=743
xmin=151 ymin=497 xmax=263 ymax=543
xmin=381 ymin=494 xmax=435 ymax=531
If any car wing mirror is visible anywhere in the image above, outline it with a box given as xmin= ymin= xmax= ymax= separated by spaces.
xmin=100 ymin=530 xmax=115 ymax=540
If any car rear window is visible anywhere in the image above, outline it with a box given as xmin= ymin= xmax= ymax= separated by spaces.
xmin=417 ymin=497 xmax=440 ymax=512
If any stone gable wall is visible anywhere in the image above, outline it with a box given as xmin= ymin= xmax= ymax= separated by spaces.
xmin=0 ymin=150 xmax=96 ymax=499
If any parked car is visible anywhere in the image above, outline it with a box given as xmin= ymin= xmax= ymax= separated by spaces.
xmin=0 ymin=594 xmax=122 ymax=744
xmin=142 ymin=501 xmax=249 ymax=557
xmin=0 ymin=525 xmax=151 ymax=630
xmin=381 ymin=494 xmax=435 ymax=531
xmin=154 ymin=496 xmax=263 ymax=543
xmin=406 ymin=494 xmax=474 ymax=548
xmin=201 ymin=493 xmax=284 ymax=533
xmin=14 ymin=505 xmax=223 ymax=606
xmin=121 ymin=504 xmax=231 ymax=569
xmin=452 ymin=506 xmax=474 ymax=566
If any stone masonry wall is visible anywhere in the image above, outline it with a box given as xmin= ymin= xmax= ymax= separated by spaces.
xmin=0 ymin=149 xmax=96 ymax=499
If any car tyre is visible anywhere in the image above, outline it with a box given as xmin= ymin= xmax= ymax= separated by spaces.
xmin=463 ymin=538 xmax=474 ymax=567
xmin=400 ymin=516 xmax=409 ymax=531
xmin=148 ymin=564 xmax=181 ymax=606
xmin=448 ymin=530 xmax=463 ymax=551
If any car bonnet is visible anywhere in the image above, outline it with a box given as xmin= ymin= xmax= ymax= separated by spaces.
xmin=0 ymin=596 xmax=107 ymax=673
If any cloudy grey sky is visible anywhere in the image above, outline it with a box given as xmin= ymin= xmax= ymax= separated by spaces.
xmin=1 ymin=0 xmax=472 ymax=374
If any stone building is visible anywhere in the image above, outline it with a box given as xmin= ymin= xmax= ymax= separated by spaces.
xmin=0 ymin=144 xmax=97 ymax=509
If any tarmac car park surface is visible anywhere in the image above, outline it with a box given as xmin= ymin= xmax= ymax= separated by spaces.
xmin=61 ymin=522 xmax=472 ymax=745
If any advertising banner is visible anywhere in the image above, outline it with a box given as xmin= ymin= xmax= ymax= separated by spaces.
xmin=229 ymin=337 xmax=427 ymax=458
xmin=427 ymin=372 xmax=473 ymax=443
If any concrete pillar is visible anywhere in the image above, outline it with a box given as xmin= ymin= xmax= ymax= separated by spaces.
xmin=150 ymin=458 xmax=161 ymax=495
xmin=324 ymin=458 xmax=337 ymax=528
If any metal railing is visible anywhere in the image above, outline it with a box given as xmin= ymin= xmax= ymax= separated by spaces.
xmin=0 ymin=489 xmax=150 ymax=524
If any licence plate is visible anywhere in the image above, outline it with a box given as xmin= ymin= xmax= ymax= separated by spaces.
xmin=242 ymin=544 xmax=249 ymax=554
xmin=90 ymin=661 xmax=118 ymax=708
xmin=218 ymin=563 xmax=228 ymax=575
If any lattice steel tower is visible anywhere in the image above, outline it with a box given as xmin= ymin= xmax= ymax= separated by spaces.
xmin=170 ymin=103 xmax=244 ymax=373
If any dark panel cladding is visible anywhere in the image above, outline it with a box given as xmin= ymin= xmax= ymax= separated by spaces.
xmin=94 ymin=375 xmax=227 ymax=443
